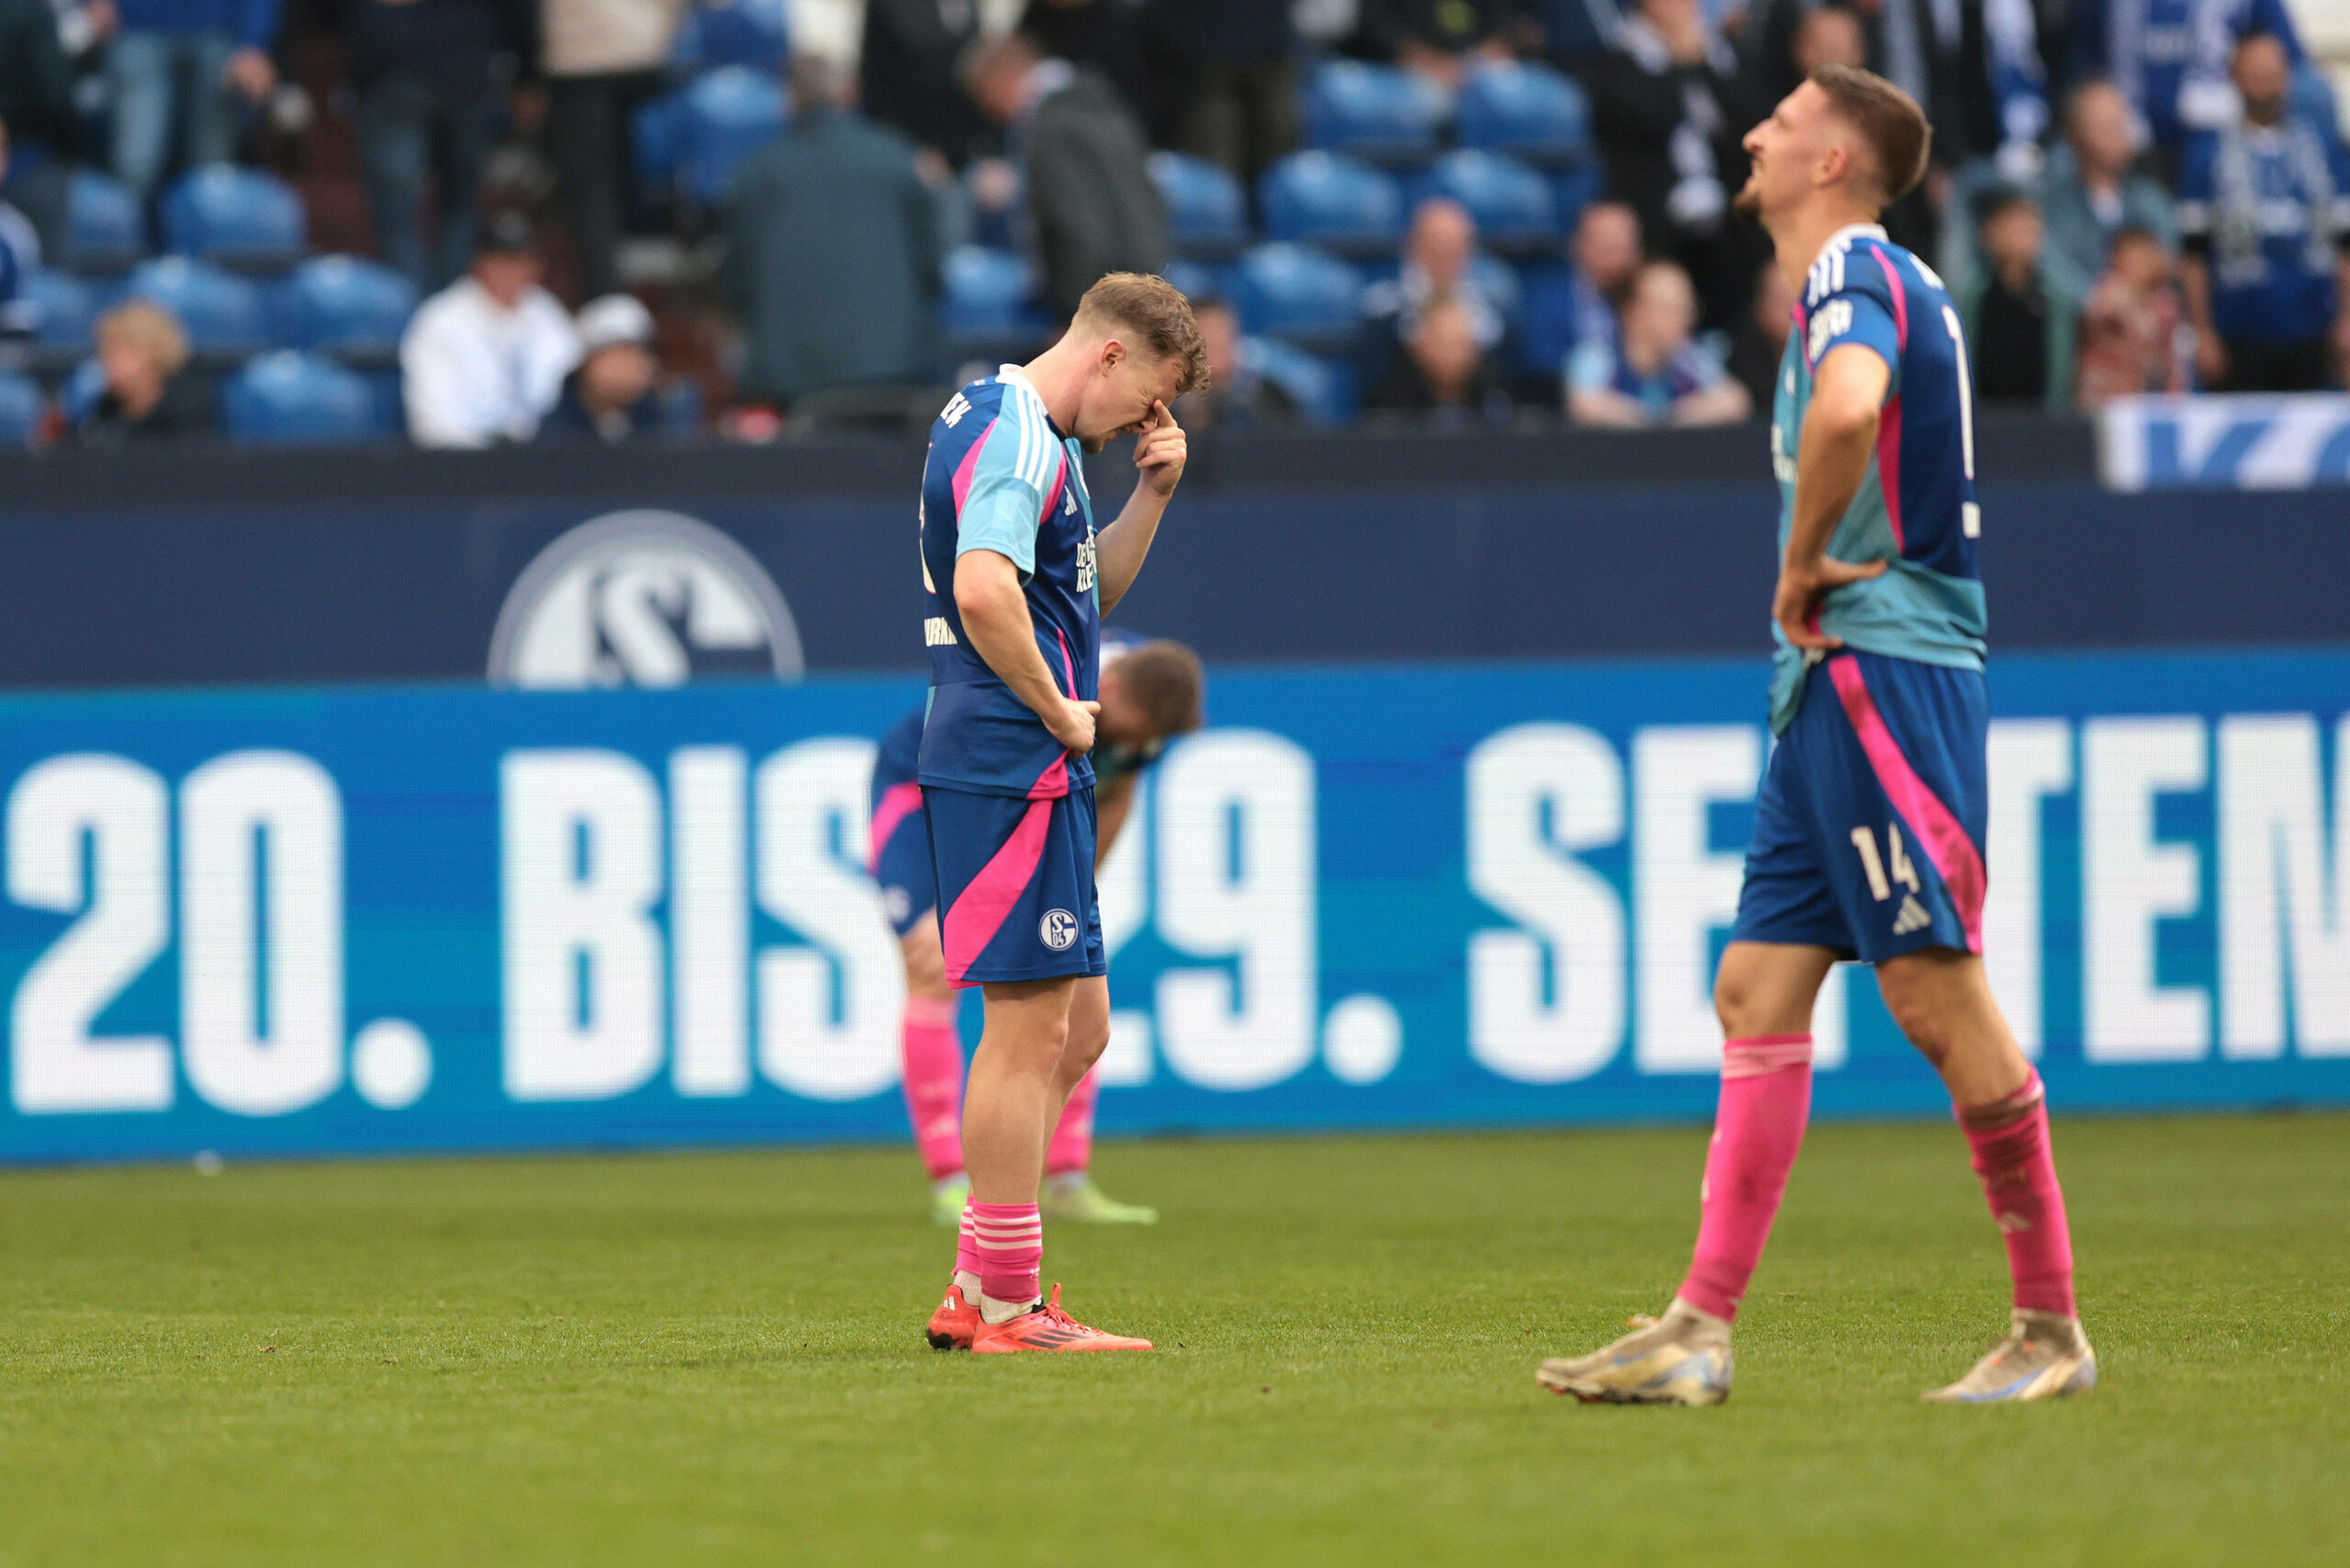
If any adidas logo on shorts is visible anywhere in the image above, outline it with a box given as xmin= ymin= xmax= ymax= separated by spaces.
xmin=1892 ymin=894 xmax=1932 ymax=936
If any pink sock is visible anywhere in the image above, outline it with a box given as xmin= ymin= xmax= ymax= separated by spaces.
xmin=955 ymin=1203 xmax=981 ymax=1281
xmin=1046 ymin=1070 xmax=1100 ymax=1177
xmin=1678 ymin=1034 xmax=1814 ymax=1322
xmin=900 ymin=994 xmax=965 ymax=1181
xmin=968 ymin=1202 xmax=1042 ymax=1305
xmin=1958 ymin=1070 xmax=2077 ymax=1317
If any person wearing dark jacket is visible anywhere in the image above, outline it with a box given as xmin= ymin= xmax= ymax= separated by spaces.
xmin=536 ymin=291 xmax=664 ymax=442
xmin=966 ymin=33 xmax=1168 ymax=320
xmin=346 ymin=0 xmax=531 ymax=292
xmin=76 ymin=299 xmax=218 ymax=445
xmin=860 ymin=0 xmax=991 ymax=170
xmin=723 ymin=55 xmax=943 ymax=409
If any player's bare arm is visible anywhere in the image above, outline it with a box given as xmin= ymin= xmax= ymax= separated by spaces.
xmin=952 ymin=548 xmax=1099 ymax=754
xmin=1094 ymin=400 xmax=1187 ymax=616
xmin=1092 ymin=772 xmax=1136 ymax=869
xmin=1774 ymin=342 xmax=1891 ymax=652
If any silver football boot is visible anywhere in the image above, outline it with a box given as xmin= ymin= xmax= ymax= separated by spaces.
xmin=1536 ymin=1298 xmax=1734 ymax=1406
xmin=1922 ymin=1309 xmax=2097 ymax=1403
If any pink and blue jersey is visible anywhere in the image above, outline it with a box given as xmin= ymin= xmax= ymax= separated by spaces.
xmin=916 ymin=367 xmax=1102 ymax=798
xmin=1771 ymin=224 xmax=1986 ymax=734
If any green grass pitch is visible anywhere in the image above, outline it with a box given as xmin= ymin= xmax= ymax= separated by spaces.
xmin=2 ymin=1114 xmax=2344 ymax=1566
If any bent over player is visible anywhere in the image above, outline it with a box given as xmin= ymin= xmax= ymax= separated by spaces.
xmin=868 ymin=630 xmax=1205 ymax=1226
xmin=1539 ymin=65 xmax=2094 ymax=1406
xmin=912 ymin=274 xmax=1203 ymax=1353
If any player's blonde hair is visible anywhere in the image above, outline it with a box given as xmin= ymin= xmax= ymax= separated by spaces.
xmin=1076 ymin=274 xmax=1211 ymax=398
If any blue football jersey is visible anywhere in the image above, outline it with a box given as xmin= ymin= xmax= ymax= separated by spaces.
xmin=1769 ymin=224 xmax=1987 ymax=733
xmin=916 ymin=367 xmax=1102 ymax=798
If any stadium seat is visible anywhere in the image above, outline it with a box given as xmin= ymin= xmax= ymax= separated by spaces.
xmin=1151 ymin=152 xmax=1251 ymax=260
xmin=0 ymin=370 xmax=43 ymax=447
xmin=1550 ymin=164 xmax=1602 ymax=241
xmin=59 ymin=169 xmax=144 ymax=274
xmin=1455 ymin=62 xmax=1592 ymax=168
xmin=1160 ymin=257 xmax=1234 ymax=306
xmin=673 ymin=0 xmax=790 ymax=71
xmin=632 ymin=90 xmax=686 ymax=217
xmin=1300 ymin=60 xmax=1445 ymax=167
xmin=679 ymin=66 xmax=789 ymax=207
xmin=123 ymin=257 xmax=269 ymax=359
xmin=1259 ymin=151 xmax=1404 ymax=260
xmin=161 ymin=164 xmax=307 ymax=273
xmin=940 ymin=244 xmax=1054 ymax=359
xmin=22 ymin=267 xmax=95 ymax=349
xmin=274 ymin=255 xmax=419 ymax=364
xmin=222 ymin=351 xmax=378 ymax=445
xmin=1469 ymin=252 xmax=1525 ymax=334
xmin=1238 ymin=335 xmax=1354 ymax=426
xmin=1413 ymin=151 xmax=1559 ymax=258
xmin=1230 ymin=242 xmax=1365 ymax=354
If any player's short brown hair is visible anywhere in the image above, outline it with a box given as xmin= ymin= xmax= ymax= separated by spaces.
xmin=1113 ymin=639 xmax=1205 ymax=738
xmin=1808 ymin=63 xmax=1931 ymax=205
xmin=1076 ymin=273 xmax=1211 ymax=397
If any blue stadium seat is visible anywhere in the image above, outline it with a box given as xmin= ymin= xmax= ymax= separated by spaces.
xmin=1550 ymin=163 xmax=1602 ymax=242
xmin=940 ymin=245 xmax=1054 ymax=358
xmin=1150 ymin=152 xmax=1251 ymax=260
xmin=673 ymin=0 xmax=790 ymax=71
xmin=274 ymin=255 xmax=419 ymax=363
xmin=1469 ymin=252 xmax=1525 ymax=333
xmin=632 ymin=90 xmax=686 ymax=216
xmin=0 ymin=370 xmax=43 ymax=447
xmin=60 ymin=169 xmax=144 ymax=274
xmin=223 ymin=352 xmax=378 ymax=444
xmin=1231 ymin=242 xmax=1364 ymax=354
xmin=1455 ymin=62 xmax=1591 ymax=168
xmin=161 ymin=164 xmax=307 ymax=273
xmin=22 ymin=267 xmax=95 ymax=348
xmin=1300 ymin=61 xmax=1445 ymax=167
xmin=679 ymin=66 xmax=789 ymax=207
xmin=1259 ymin=151 xmax=1404 ymax=260
xmin=1237 ymin=335 xmax=1354 ymax=426
xmin=1160 ymin=257 xmax=1234 ymax=306
xmin=1413 ymin=151 xmax=1559 ymax=257
xmin=123 ymin=257 xmax=268 ymax=358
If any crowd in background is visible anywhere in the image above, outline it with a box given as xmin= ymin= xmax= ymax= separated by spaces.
xmin=0 ymin=0 xmax=2346 ymax=446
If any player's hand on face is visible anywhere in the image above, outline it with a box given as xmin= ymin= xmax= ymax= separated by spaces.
xmin=1774 ymin=556 xmax=1888 ymax=651
xmin=1134 ymin=401 xmax=1187 ymax=498
xmin=1049 ymin=699 xmax=1101 ymax=756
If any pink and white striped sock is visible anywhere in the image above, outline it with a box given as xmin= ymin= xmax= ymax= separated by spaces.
xmin=968 ymin=1202 xmax=1043 ymax=1314
xmin=899 ymin=995 xmax=966 ymax=1182
xmin=1958 ymin=1070 xmax=2077 ymax=1317
xmin=954 ymin=1203 xmax=982 ymax=1286
xmin=1678 ymin=1034 xmax=1814 ymax=1322
xmin=1046 ymin=1070 xmax=1100 ymax=1177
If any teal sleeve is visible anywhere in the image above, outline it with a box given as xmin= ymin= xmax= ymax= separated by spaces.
xmin=955 ymin=423 xmax=1042 ymax=576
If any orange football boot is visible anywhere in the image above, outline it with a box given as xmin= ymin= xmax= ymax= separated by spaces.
xmin=968 ymin=1284 xmax=1153 ymax=1353
xmin=925 ymin=1279 xmax=980 ymax=1350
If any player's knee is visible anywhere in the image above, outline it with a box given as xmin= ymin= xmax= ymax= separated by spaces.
xmin=1714 ymin=970 xmax=1767 ymax=1038
xmin=1879 ymin=982 xmax=1953 ymax=1067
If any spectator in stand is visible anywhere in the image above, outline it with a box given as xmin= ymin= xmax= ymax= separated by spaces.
xmin=107 ymin=1 xmax=280 ymax=207
xmin=1148 ymin=0 xmax=1296 ymax=184
xmin=537 ymin=292 xmax=665 ymax=442
xmin=1586 ymin=0 xmax=1755 ymax=330
xmin=1363 ymin=196 xmax=1515 ymax=398
xmin=2070 ymin=0 xmax=2305 ymax=166
xmin=1522 ymin=199 xmax=1642 ymax=392
xmin=2178 ymin=30 xmax=2350 ymax=393
xmin=860 ymin=0 xmax=991 ymax=172
xmin=0 ymin=117 xmax=42 ymax=340
xmin=1018 ymin=0 xmax=1148 ymax=124
xmin=1370 ymin=295 xmax=1513 ymax=422
xmin=1181 ymin=296 xmax=1292 ymax=430
xmin=723 ymin=53 xmax=941 ymax=409
xmin=399 ymin=210 xmax=579 ymax=447
xmin=1567 ymin=257 xmax=1747 ymax=426
xmin=74 ymin=299 xmax=217 ymax=444
xmin=1726 ymin=256 xmax=1796 ymax=416
xmin=2075 ymin=225 xmax=2188 ymax=409
xmin=541 ymin=0 xmax=685 ymax=303
xmin=348 ymin=0 xmax=529 ymax=294
xmin=965 ymin=31 xmax=1167 ymax=320
xmin=1962 ymin=188 xmax=2076 ymax=410
xmin=2037 ymin=77 xmax=2178 ymax=303
xmin=1351 ymin=0 xmax=1526 ymax=91
xmin=1 ymin=0 xmax=101 ymax=257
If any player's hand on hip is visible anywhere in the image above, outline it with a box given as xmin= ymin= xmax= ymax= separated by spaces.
xmin=1774 ymin=556 xmax=1888 ymax=651
xmin=1048 ymin=699 xmax=1101 ymax=756
xmin=1135 ymin=401 xmax=1187 ymax=498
